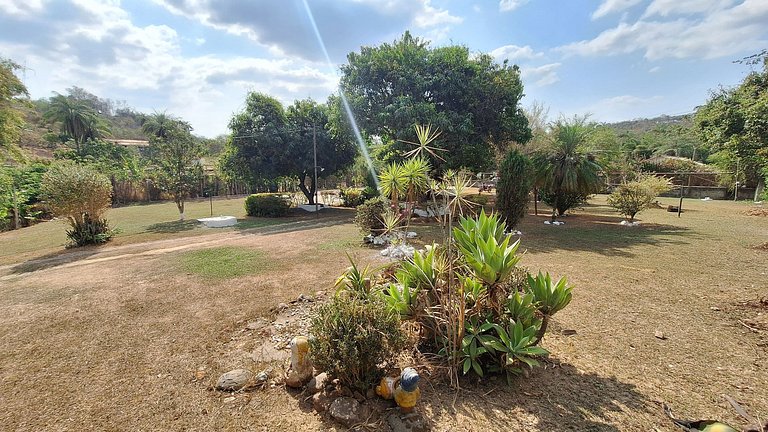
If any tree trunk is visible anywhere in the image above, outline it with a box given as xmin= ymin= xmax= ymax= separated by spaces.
xmin=11 ymin=187 xmax=20 ymax=230
xmin=755 ymin=177 xmax=765 ymax=202
xmin=551 ymin=194 xmax=559 ymax=221
xmin=297 ymin=172 xmax=315 ymax=204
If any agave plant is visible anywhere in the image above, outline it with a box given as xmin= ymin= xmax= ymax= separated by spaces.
xmin=505 ymin=290 xmax=541 ymax=330
xmin=399 ymin=244 xmax=444 ymax=290
xmin=461 ymin=275 xmax=486 ymax=308
xmin=492 ymin=321 xmax=550 ymax=374
xmin=334 ymin=255 xmax=375 ymax=299
xmin=380 ymin=281 xmax=418 ymax=318
xmin=453 ymin=210 xmax=521 ymax=286
xmin=461 ymin=317 xmax=495 ymax=377
xmin=526 ymin=271 xmax=573 ymax=342
xmin=526 ymin=271 xmax=573 ymax=316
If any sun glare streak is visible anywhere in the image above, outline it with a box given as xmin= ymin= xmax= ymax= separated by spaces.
xmin=300 ymin=0 xmax=379 ymax=190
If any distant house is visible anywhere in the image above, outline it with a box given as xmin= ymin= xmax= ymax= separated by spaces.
xmin=108 ymin=139 xmax=149 ymax=147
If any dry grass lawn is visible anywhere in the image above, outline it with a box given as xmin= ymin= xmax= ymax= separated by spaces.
xmin=0 ymin=195 xmax=765 ymax=431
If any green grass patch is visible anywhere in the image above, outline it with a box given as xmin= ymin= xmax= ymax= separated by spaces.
xmin=177 ymin=246 xmax=276 ymax=279
xmin=0 ymin=197 xmax=295 ymax=266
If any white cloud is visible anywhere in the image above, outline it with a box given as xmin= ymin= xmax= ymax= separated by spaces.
xmin=521 ymin=63 xmax=561 ymax=87
xmin=591 ymin=0 xmax=643 ymax=20
xmin=1 ymin=0 xmax=46 ymax=17
xmin=0 ymin=0 xmax=338 ymax=136
xmin=643 ymin=0 xmax=736 ymax=18
xmin=560 ymin=0 xmax=768 ymax=60
xmin=153 ymin=0 xmax=462 ymax=62
xmin=648 ymin=66 xmax=661 ymax=73
xmin=490 ymin=44 xmax=543 ymax=62
xmin=414 ymin=1 xmax=463 ymax=27
xmin=499 ymin=0 xmax=529 ymax=12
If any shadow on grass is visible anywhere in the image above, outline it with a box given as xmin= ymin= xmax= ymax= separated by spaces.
xmin=426 ymin=360 xmax=660 ymax=431
xmin=8 ymin=247 xmax=100 ymax=274
xmin=517 ymin=213 xmax=696 ymax=258
xmin=145 ymin=220 xmax=199 ymax=233
xmin=234 ymin=207 xmax=355 ymax=237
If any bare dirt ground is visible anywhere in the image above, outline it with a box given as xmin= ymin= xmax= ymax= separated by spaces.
xmin=0 ymin=197 xmax=766 ymax=431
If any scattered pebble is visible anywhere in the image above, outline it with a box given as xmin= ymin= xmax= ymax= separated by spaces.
xmin=654 ymin=330 xmax=668 ymax=340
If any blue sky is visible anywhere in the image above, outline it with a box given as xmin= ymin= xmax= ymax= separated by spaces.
xmin=1 ymin=0 xmax=766 ymax=137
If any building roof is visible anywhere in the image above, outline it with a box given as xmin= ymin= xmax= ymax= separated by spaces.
xmin=109 ymin=139 xmax=149 ymax=147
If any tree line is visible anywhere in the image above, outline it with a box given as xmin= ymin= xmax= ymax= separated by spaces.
xmin=1 ymin=35 xmax=766 ymax=236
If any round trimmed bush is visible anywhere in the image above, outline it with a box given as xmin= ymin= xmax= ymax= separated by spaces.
xmin=40 ymin=162 xmax=114 ymax=247
xmin=244 ymin=193 xmax=290 ymax=217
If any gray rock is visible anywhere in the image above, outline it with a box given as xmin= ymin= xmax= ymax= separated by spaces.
xmin=307 ymin=372 xmax=329 ymax=394
xmin=329 ymin=397 xmax=362 ymax=426
xmin=387 ymin=412 xmax=429 ymax=432
xmin=216 ymin=369 xmax=252 ymax=391
xmin=312 ymin=392 xmax=333 ymax=412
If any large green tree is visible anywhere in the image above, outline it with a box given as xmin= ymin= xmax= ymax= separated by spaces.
xmin=339 ymin=32 xmax=531 ymax=172
xmin=225 ymin=93 xmax=357 ymax=204
xmin=696 ymin=58 xmax=768 ymax=198
xmin=0 ymin=58 xmax=28 ymax=161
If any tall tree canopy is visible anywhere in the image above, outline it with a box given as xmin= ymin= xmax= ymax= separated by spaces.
xmin=339 ymin=32 xmax=531 ymax=172
xmin=0 ymin=58 xmax=28 ymax=161
xmin=695 ymin=58 xmax=768 ymax=194
xmin=225 ymin=93 xmax=357 ymax=204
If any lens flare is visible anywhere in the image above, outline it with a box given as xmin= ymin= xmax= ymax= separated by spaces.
xmin=300 ymin=0 xmax=379 ymax=190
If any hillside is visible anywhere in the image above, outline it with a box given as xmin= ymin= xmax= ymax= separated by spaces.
xmin=603 ymin=114 xmax=695 ymax=133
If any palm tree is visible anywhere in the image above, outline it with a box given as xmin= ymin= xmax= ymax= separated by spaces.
xmin=533 ymin=118 xmax=603 ymax=219
xmin=141 ymin=112 xmax=190 ymax=140
xmin=44 ymin=94 xmax=104 ymax=153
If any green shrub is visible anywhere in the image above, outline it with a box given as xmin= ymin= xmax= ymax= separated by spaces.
xmin=466 ymin=194 xmax=490 ymax=207
xmin=496 ymin=149 xmax=533 ymax=228
xmin=354 ymin=196 xmax=388 ymax=234
xmin=40 ymin=162 xmax=114 ymax=247
xmin=340 ymin=187 xmax=378 ymax=207
xmin=308 ymin=295 xmax=405 ymax=390
xmin=244 ymin=193 xmax=290 ymax=217
xmin=607 ymin=175 xmax=672 ymax=221
xmin=339 ymin=188 xmax=364 ymax=207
